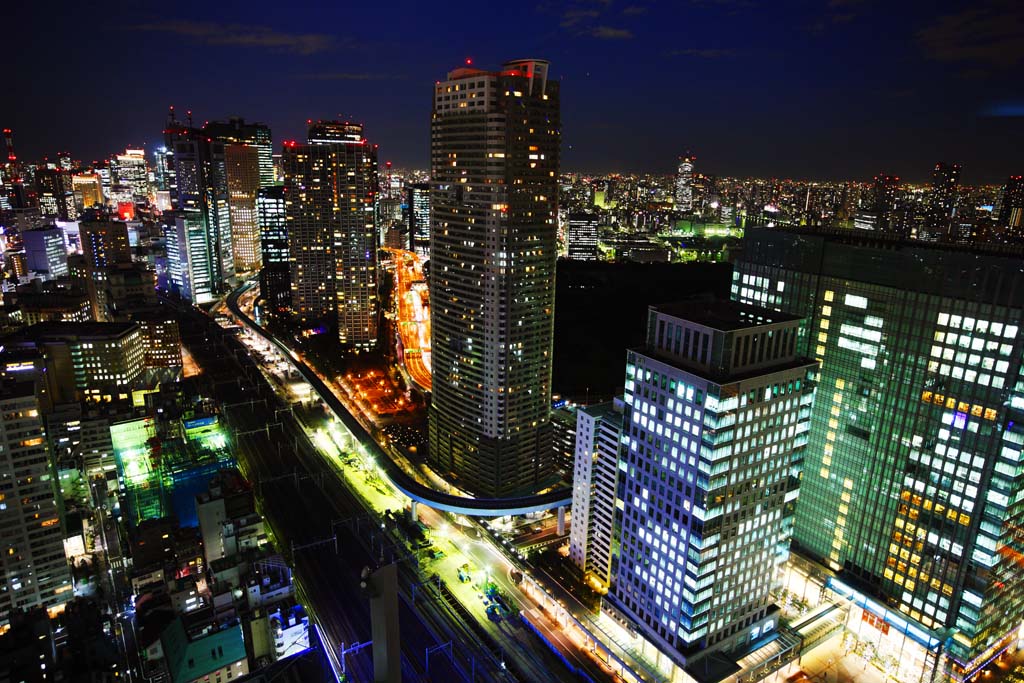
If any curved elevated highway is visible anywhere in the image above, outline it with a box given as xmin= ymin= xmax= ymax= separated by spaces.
xmin=226 ymin=282 xmax=572 ymax=517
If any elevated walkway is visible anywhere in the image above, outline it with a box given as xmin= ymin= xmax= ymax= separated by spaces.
xmin=226 ymin=282 xmax=573 ymax=517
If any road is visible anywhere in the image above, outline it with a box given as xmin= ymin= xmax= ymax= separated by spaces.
xmin=383 ymin=247 xmax=432 ymax=392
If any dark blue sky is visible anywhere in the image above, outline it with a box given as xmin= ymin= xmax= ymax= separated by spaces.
xmin=5 ymin=0 xmax=1023 ymax=182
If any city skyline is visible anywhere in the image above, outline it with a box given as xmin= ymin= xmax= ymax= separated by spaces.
xmin=4 ymin=1 xmax=1023 ymax=182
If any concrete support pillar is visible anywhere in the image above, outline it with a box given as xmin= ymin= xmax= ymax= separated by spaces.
xmin=557 ymin=505 xmax=566 ymax=536
xmin=410 ymin=500 xmax=418 ymax=523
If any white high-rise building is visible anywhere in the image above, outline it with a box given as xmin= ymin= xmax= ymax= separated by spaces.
xmin=566 ymin=212 xmax=599 ymax=261
xmin=675 ymin=154 xmax=695 ymax=212
xmin=569 ymin=398 xmax=624 ymax=589
xmin=609 ymin=299 xmax=816 ymax=669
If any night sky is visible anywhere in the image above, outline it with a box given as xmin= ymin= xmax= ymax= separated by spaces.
xmin=5 ymin=0 xmax=1023 ymax=182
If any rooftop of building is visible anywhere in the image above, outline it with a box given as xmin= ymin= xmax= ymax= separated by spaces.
xmin=747 ymin=224 xmax=1024 ymax=258
xmin=650 ymin=298 xmax=800 ymax=331
xmin=8 ymin=320 xmax=138 ymax=341
xmin=161 ymin=618 xmax=246 ymax=683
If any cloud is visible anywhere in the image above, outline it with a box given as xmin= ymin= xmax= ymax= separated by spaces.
xmin=561 ymin=8 xmax=601 ymax=27
xmin=129 ymin=21 xmax=337 ymax=55
xmin=667 ymin=47 xmax=737 ymax=58
xmin=299 ymin=72 xmax=404 ymax=81
xmin=917 ymin=1 xmax=1024 ymax=67
xmin=587 ymin=25 xmax=634 ymax=39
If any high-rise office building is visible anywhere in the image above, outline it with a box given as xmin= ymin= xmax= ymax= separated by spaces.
xmin=428 ymin=59 xmax=560 ymax=497
xmin=407 ymin=182 xmax=431 ymax=259
xmin=163 ymin=108 xmax=234 ymax=294
xmin=284 ymin=121 xmax=379 ymax=347
xmin=22 ymin=226 xmax=68 ymax=278
xmin=0 ymin=381 xmax=73 ymax=625
xmin=569 ymin=398 xmax=624 ymax=590
xmin=609 ymin=300 xmax=815 ymax=671
xmin=111 ymin=148 xmax=150 ymax=204
xmin=925 ymin=162 xmax=961 ymax=240
xmin=201 ymin=117 xmax=274 ymax=189
xmin=79 ymin=218 xmax=134 ymax=318
xmin=871 ymin=173 xmax=901 ymax=233
xmin=997 ymin=175 xmax=1024 ymax=235
xmin=675 ymin=154 xmax=695 ymax=212
xmin=163 ymin=211 xmax=213 ymax=303
xmin=224 ymin=144 xmax=261 ymax=272
xmin=71 ymin=172 xmax=104 ymax=210
xmin=257 ymin=186 xmax=289 ymax=314
xmin=80 ymin=219 xmax=131 ymax=271
xmin=734 ymin=227 xmax=1024 ymax=681
xmin=566 ymin=212 xmax=599 ymax=260
xmin=35 ymin=167 xmax=75 ymax=221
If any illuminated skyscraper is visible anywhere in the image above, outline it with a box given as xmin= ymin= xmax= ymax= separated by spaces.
xmin=35 ymin=167 xmax=75 ymax=221
xmin=925 ymin=161 xmax=961 ymax=240
xmin=407 ymin=182 xmax=430 ymax=259
xmin=674 ymin=154 xmax=695 ymax=212
xmin=734 ymin=227 xmax=1024 ymax=681
xmin=257 ymin=186 xmax=289 ymax=314
xmin=111 ymin=148 xmax=150 ymax=204
xmin=428 ymin=59 xmax=560 ymax=497
xmin=23 ymin=226 xmax=68 ymax=278
xmin=163 ymin=109 xmax=233 ymax=293
xmin=71 ymin=172 xmax=104 ymax=210
xmin=224 ymin=144 xmax=261 ymax=271
xmin=201 ymin=117 xmax=274 ymax=189
xmin=609 ymin=300 xmax=815 ymax=671
xmin=566 ymin=212 xmax=599 ymax=260
xmin=997 ymin=175 xmax=1024 ymax=235
xmin=284 ymin=121 xmax=378 ymax=347
xmin=0 ymin=381 xmax=73 ymax=625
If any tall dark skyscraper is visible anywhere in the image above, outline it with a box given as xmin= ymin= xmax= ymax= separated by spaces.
xmin=925 ymin=161 xmax=961 ymax=240
xmin=163 ymin=108 xmax=233 ymax=294
xmin=428 ymin=59 xmax=560 ymax=497
xmin=35 ymin=167 xmax=75 ymax=221
xmin=283 ymin=121 xmax=379 ymax=347
xmin=257 ymin=186 xmax=289 ymax=315
xmin=201 ymin=117 xmax=274 ymax=189
xmin=871 ymin=172 xmax=901 ymax=233
xmin=997 ymin=175 xmax=1024 ymax=236
xmin=735 ymin=227 xmax=1024 ymax=682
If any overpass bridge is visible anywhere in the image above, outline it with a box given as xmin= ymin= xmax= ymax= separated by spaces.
xmin=226 ymin=282 xmax=573 ymax=518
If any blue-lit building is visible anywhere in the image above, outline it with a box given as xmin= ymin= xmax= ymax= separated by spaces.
xmin=608 ymin=299 xmax=816 ymax=675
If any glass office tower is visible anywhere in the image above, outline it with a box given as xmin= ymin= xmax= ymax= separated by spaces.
xmin=734 ymin=227 xmax=1024 ymax=681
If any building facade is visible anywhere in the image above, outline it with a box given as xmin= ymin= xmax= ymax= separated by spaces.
xmin=428 ymin=58 xmax=560 ymax=497
xmin=22 ymin=226 xmax=68 ymax=278
xmin=566 ymin=212 xmax=599 ymax=260
xmin=284 ymin=121 xmax=378 ymax=347
xmin=609 ymin=300 xmax=815 ymax=670
xmin=224 ymin=143 xmax=261 ymax=272
xmin=733 ymin=227 xmax=1024 ymax=680
xmin=407 ymin=182 xmax=431 ymax=259
xmin=569 ymin=399 xmax=624 ymax=590
xmin=675 ymin=155 xmax=694 ymax=213
xmin=257 ymin=186 xmax=289 ymax=315
xmin=164 ymin=109 xmax=234 ymax=294
xmin=0 ymin=383 xmax=73 ymax=624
